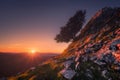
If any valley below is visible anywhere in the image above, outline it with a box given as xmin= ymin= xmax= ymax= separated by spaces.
xmin=0 ymin=52 xmax=58 ymax=78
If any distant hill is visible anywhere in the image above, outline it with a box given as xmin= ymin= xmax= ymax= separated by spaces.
xmin=0 ymin=52 xmax=58 ymax=77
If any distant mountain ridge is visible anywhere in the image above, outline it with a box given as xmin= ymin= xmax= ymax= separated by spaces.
xmin=0 ymin=52 xmax=58 ymax=78
xmin=8 ymin=7 xmax=120 ymax=80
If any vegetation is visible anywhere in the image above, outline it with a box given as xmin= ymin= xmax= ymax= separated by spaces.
xmin=55 ymin=10 xmax=86 ymax=43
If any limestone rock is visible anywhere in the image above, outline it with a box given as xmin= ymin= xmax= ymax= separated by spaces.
xmin=60 ymin=69 xmax=76 ymax=80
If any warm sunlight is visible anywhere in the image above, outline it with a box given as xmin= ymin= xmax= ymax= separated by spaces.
xmin=30 ymin=49 xmax=36 ymax=54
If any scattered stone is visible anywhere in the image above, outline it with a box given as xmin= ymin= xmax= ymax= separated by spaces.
xmin=82 ymin=55 xmax=88 ymax=62
xmin=75 ymin=62 xmax=80 ymax=70
xmin=108 ymin=78 xmax=112 ymax=80
xmin=101 ymin=53 xmax=115 ymax=64
xmin=90 ymin=66 xmax=94 ymax=70
xmin=92 ymin=42 xmax=103 ymax=52
xmin=66 ymin=55 xmax=75 ymax=60
xmin=114 ymin=60 xmax=120 ymax=65
xmin=85 ymin=69 xmax=93 ymax=79
xmin=75 ymin=56 xmax=80 ymax=62
xmin=86 ymin=73 xmax=93 ymax=79
xmin=60 ymin=69 xmax=76 ymax=80
xmin=110 ymin=39 xmax=120 ymax=51
xmin=63 ymin=60 xmax=74 ymax=69
xmin=94 ymin=60 xmax=106 ymax=65
xmin=109 ymin=45 xmax=119 ymax=51
xmin=102 ymin=70 xmax=107 ymax=78
xmin=90 ymin=56 xmax=97 ymax=61
xmin=85 ymin=48 xmax=92 ymax=54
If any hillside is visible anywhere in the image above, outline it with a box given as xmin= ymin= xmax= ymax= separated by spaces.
xmin=8 ymin=7 xmax=120 ymax=80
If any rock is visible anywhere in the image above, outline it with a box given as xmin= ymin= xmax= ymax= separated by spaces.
xmin=94 ymin=60 xmax=106 ymax=65
xmin=90 ymin=56 xmax=97 ymax=61
xmin=60 ymin=69 xmax=76 ymax=80
xmin=101 ymin=70 xmax=107 ymax=78
xmin=110 ymin=39 xmax=120 ymax=51
xmin=86 ymin=73 xmax=93 ymax=79
xmin=66 ymin=55 xmax=75 ymax=60
xmin=109 ymin=45 xmax=119 ymax=51
xmin=84 ymin=42 xmax=103 ymax=54
xmin=75 ymin=55 xmax=80 ymax=62
xmin=114 ymin=60 xmax=120 ymax=65
xmin=83 ymin=56 xmax=88 ymax=62
xmin=108 ymin=78 xmax=112 ymax=80
xmin=92 ymin=42 xmax=103 ymax=52
xmin=101 ymin=53 xmax=115 ymax=64
xmin=85 ymin=69 xmax=93 ymax=79
xmin=81 ymin=55 xmax=89 ymax=62
xmin=75 ymin=50 xmax=83 ymax=62
xmin=90 ymin=66 xmax=94 ymax=70
xmin=63 ymin=60 xmax=74 ymax=69
xmin=75 ymin=62 xmax=80 ymax=70
xmin=85 ymin=48 xmax=92 ymax=54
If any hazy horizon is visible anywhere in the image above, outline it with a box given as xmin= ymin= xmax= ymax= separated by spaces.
xmin=0 ymin=51 xmax=60 ymax=54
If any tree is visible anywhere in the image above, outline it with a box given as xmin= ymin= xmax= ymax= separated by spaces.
xmin=55 ymin=10 xmax=86 ymax=43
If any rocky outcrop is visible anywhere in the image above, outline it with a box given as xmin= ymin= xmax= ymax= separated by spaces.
xmin=72 ymin=37 xmax=120 ymax=80
xmin=59 ymin=55 xmax=76 ymax=80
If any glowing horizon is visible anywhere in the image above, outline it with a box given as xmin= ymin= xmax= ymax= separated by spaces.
xmin=0 ymin=39 xmax=68 ymax=53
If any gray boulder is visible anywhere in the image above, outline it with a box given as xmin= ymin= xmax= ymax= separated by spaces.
xmin=60 ymin=69 xmax=76 ymax=80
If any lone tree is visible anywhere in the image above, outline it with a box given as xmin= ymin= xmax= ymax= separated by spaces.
xmin=55 ymin=10 xmax=86 ymax=43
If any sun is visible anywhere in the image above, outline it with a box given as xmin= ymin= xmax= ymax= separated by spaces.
xmin=30 ymin=49 xmax=36 ymax=54
xmin=28 ymin=49 xmax=37 ymax=59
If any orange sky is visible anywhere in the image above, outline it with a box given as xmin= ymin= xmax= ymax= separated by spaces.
xmin=0 ymin=37 xmax=68 ymax=53
xmin=0 ymin=22 xmax=69 ymax=53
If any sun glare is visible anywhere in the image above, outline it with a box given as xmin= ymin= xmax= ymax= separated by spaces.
xmin=28 ymin=49 xmax=37 ymax=59
xmin=30 ymin=49 xmax=36 ymax=54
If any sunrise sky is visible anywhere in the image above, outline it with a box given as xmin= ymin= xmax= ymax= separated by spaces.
xmin=0 ymin=0 xmax=119 ymax=53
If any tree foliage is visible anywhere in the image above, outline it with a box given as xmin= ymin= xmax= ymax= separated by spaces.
xmin=55 ymin=10 xmax=86 ymax=43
